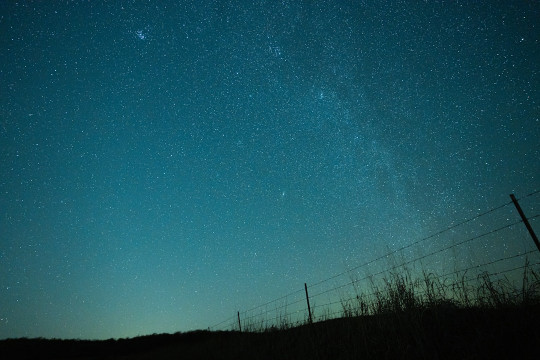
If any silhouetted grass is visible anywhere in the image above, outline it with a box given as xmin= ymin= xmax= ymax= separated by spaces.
xmin=2 ymin=261 xmax=539 ymax=359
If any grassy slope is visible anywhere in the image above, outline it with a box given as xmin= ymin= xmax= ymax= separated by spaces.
xmin=3 ymin=266 xmax=539 ymax=359
xmin=2 ymin=304 xmax=539 ymax=359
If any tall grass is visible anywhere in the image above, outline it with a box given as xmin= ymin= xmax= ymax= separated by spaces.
xmin=336 ymin=259 xmax=540 ymax=319
xmin=200 ymin=259 xmax=540 ymax=359
xmin=239 ymin=258 xmax=540 ymax=332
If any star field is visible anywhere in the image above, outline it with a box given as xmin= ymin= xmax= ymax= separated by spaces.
xmin=0 ymin=1 xmax=538 ymax=339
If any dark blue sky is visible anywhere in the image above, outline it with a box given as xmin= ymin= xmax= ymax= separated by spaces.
xmin=1 ymin=1 xmax=538 ymax=339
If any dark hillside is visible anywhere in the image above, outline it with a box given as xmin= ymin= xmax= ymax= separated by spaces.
xmin=2 ymin=304 xmax=539 ymax=360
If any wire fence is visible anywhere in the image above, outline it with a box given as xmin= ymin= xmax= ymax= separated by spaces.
xmin=209 ymin=190 xmax=540 ymax=332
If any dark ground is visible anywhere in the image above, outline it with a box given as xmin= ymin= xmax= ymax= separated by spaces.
xmin=2 ymin=305 xmax=539 ymax=360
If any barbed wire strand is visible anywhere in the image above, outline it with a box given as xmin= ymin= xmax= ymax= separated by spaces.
xmin=209 ymin=192 xmax=539 ymax=329
xmin=309 ymin=218 xmax=526 ymax=299
xmin=308 ymin=200 xmax=517 ymax=290
xmin=240 ymin=218 xmax=539 ymax=324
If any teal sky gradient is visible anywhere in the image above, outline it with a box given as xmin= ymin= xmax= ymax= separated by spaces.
xmin=0 ymin=1 xmax=538 ymax=339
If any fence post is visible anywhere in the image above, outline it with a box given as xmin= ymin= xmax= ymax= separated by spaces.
xmin=510 ymin=194 xmax=540 ymax=253
xmin=237 ymin=311 xmax=242 ymax=332
xmin=305 ymin=283 xmax=313 ymax=324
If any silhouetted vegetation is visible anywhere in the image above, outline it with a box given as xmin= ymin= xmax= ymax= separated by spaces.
xmin=2 ymin=263 xmax=539 ymax=359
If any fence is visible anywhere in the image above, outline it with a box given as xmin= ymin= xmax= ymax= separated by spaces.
xmin=209 ymin=190 xmax=540 ymax=332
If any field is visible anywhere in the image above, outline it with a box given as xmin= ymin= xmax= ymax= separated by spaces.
xmin=2 ymin=264 xmax=539 ymax=360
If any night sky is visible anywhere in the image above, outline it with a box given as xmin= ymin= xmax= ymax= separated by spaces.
xmin=1 ymin=1 xmax=539 ymax=340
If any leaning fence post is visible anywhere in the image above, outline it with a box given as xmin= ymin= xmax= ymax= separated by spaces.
xmin=510 ymin=194 xmax=540 ymax=253
xmin=237 ymin=311 xmax=242 ymax=332
xmin=305 ymin=283 xmax=313 ymax=324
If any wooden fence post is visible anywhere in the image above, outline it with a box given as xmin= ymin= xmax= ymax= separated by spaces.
xmin=510 ymin=194 xmax=540 ymax=253
xmin=305 ymin=283 xmax=313 ymax=324
xmin=237 ymin=311 xmax=242 ymax=332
